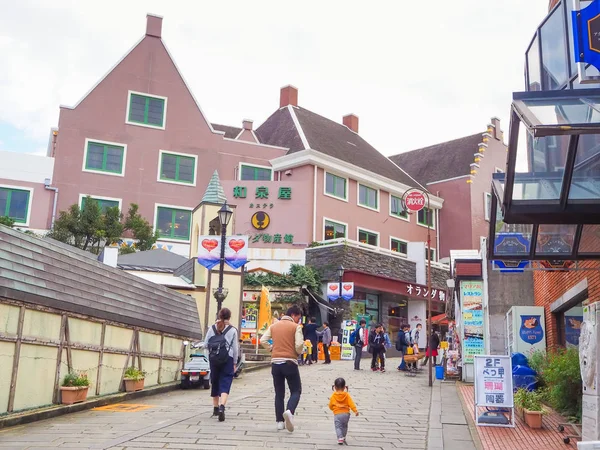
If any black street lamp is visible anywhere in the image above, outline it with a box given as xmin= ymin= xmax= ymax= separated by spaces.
xmin=214 ymin=202 xmax=233 ymax=315
xmin=337 ymin=265 xmax=345 ymax=298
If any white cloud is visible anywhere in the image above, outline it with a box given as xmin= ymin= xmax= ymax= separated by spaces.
xmin=0 ymin=0 xmax=550 ymax=154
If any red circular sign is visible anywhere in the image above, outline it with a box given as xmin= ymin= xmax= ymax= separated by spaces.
xmin=405 ymin=191 xmax=426 ymax=212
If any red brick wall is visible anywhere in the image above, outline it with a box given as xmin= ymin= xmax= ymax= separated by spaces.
xmin=534 ymin=260 xmax=600 ymax=347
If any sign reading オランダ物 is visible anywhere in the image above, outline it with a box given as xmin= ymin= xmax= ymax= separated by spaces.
xmin=474 ymin=355 xmax=515 ymax=427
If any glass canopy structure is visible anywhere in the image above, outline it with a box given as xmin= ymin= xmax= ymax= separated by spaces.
xmin=489 ymin=88 xmax=600 ymax=261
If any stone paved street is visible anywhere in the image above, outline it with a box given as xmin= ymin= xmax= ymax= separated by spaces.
xmin=0 ymin=358 xmax=473 ymax=450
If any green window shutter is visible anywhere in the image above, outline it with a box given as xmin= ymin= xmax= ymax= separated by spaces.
xmin=156 ymin=207 xmax=192 ymax=240
xmin=0 ymin=188 xmax=30 ymax=223
xmin=128 ymin=93 xmax=165 ymax=127
xmin=85 ymin=142 xmax=124 ymax=174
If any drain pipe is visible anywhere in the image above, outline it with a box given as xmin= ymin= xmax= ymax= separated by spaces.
xmin=44 ymin=178 xmax=59 ymax=228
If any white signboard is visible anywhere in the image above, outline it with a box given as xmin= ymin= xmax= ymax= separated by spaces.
xmin=474 ymin=355 xmax=515 ymax=427
xmin=341 ymin=320 xmax=357 ymax=360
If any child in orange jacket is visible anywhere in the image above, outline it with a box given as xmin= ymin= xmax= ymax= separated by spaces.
xmin=328 ymin=377 xmax=359 ymax=445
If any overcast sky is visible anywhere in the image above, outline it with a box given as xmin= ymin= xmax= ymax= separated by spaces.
xmin=0 ymin=0 xmax=549 ymax=157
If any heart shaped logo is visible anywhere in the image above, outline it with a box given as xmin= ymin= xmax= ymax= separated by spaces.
xmin=329 ymin=285 xmax=338 ymax=292
xmin=229 ymin=239 xmax=246 ymax=253
xmin=201 ymin=239 xmax=219 ymax=252
xmin=343 ymin=284 xmax=353 ymax=291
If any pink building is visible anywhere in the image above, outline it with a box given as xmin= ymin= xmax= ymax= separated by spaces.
xmin=390 ymin=120 xmax=507 ymax=261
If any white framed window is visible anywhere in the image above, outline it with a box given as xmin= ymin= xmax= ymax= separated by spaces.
xmin=157 ymin=150 xmax=198 ymax=186
xmin=357 ymin=184 xmax=379 ymax=211
xmin=357 ymin=227 xmax=379 ymax=246
xmin=79 ymin=194 xmax=123 ymax=213
xmin=390 ymin=236 xmax=408 ymax=255
xmin=417 ymin=207 xmax=436 ymax=229
xmin=484 ymin=192 xmax=492 ymax=222
xmin=82 ymin=139 xmax=127 ymax=177
xmin=390 ymin=195 xmax=409 ymax=221
xmin=324 ymin=172 xmax=348 ymax=201
xmin=425 ymin=247 xmax=436 ymax=261
xmin=0 ymin=185 xmax=33 ymax=227
xmin=126 ymin=90 xmax=168 ymax=130
xmin=323 ymin=217 xmax=348 ymax=240
xmin=154 ymin=203 xmax=193 ymax=242
xmin=238 ymin=163 xmax=273 ymax=181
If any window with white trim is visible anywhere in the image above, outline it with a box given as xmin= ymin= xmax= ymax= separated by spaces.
xmin=84 ymin=141 xmax=125 ymax=175
xmin=240 ymin=164 xmax=272 ymax=181
xmin=160 ymin=152 xmax=195 ymax=184
xmin=425 ymin=247 xmax=436 ymax=261
xmin=324 ymin=220 xmax=346 ymax=240
xmin=358 ymin=229 xmax=378 ymax=246
xmin=417 ymin=207 xmax=435 ymax=227
xmin=390 ymin=195 xmax=408 ymax=219
xmin=128 ymin=93 xmax=165 ymax=128
xmin=156 ymin=207 xmax=192 ymax=241
xmin=358 ymin=184 xmax=378 ymax=209
xmin=391 ymin=238 xmax=408 ymax=254
xmin=0 ymin=187 xmax=30 ymax=224
xmin=325 ymin=172 xmax=346 ymax=199
xmin=484 ymin=193 xmax=492 ymax=221
xmin=81 ymin=196 xmax=120 ymax=213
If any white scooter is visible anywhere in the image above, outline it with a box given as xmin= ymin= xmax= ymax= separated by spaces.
xmin=180 ymin=341 xmax=210 ymax=390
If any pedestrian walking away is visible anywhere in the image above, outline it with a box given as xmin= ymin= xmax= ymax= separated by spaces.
xmin=422 ymin=330 xmax=440 ymax=367
xmin=260 ymin=305 xmax=305 ymax=432
xmin=303 ymin=317 xmax=319 ymax=364
xmin=317 ymin=321 xmax=332 ymax=364
xmin=352 ymin=319 xmax=367 ymax=370
xmin=369 ymin=324 xmax=386 ymax=372
xmin=203 ymin=308 xmax=238 ymax=422
xmin=396 ymin=324 xmax=411 ymax=371
xmin=328 ymin=377 xmax=359 ymax=445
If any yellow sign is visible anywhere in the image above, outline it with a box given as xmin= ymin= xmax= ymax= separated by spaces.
xmin=93 ymin=403 xmax=154 ymax=412
xmin=251 ymin=211 xmax=270 ymax=230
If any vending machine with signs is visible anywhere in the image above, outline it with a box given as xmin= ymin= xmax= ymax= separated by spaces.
xmin=506 ymin=306 xmax=546 ymax=356
xmin=580 ymin=302 xmax=600 ymax=441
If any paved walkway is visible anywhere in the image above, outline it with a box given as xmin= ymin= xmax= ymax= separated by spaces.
xmin=0 ymin=358 xmax=474 ymax=449
xmin=458 ymin=384 xmax=577 ymax=450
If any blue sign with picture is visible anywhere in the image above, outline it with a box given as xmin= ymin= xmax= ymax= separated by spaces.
xmin=519 ymin=315 xmax=544 ymax=345
xmin=572 ymin=0 xmax=600 ymax=72
xmin=565 ymin=315 xmax=583 ymax=346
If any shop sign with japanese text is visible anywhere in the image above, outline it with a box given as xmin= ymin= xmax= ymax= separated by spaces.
xmin=460 ymin=280 xmax=484 ymax=364
xmin=474 ymin=355 xmax=513 ymax=410
xmin=405 ymin=284 xmax=446 ymax=302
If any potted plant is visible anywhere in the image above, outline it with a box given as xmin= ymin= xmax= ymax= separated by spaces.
xmin=123 ymin=366 xmax=146 ymax=392
xmin=514 ymin=388 xmax=544 ymax=429
xmin=60 ymin=372 xmax=90 ymax=405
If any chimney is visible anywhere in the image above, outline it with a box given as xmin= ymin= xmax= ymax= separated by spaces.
xmin=146 ymin=14 xmax=163 ymax=38
xmin=343 ymin=114 xmax=359 ymax=133
xmin=491 ymin=117 xmax=501 ymax=140
xmin=99 ymin=246 xmax=119 ymax=268
xmin=242 ymin=119 xmax=253 ymax=131
xmin=280 ymin=85 xmax=298 ymax=108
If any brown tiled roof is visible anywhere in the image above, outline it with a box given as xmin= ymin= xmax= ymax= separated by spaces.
xmin=212 ymin=123 xmax=242 ymax=139
xmin=256 ymin=106 xmax=423 ymax=189
xmin=0 ymin=225 xmax=202 ymax=339
xmin=389 ymin=133 xmax=483 ymax=185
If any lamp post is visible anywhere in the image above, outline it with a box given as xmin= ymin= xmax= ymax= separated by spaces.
xmin=401 ymin=189 xmax=433 ymax=388
xmin=214 ymin=202 xmax=233 ymax=315
xmin=337 ymin=265 xmax=345 ymax=299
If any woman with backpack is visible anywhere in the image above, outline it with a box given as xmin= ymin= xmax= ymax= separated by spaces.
xmin=204 ymin=308 xmax=239 ymax=422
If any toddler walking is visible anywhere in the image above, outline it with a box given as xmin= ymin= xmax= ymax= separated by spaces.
xmin=328 ymin=377 xmax=359 ymax=445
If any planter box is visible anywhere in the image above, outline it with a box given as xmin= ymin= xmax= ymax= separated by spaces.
xmin=124 ymin=378 xmax=145 ymax=392
xmin=60 ymin=386 xmax=89 ymax=405
xmin=524 ymin=409 xmax=543 ymax=429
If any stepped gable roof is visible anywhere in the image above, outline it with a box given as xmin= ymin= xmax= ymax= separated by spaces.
xmin=201 ymin=170 xmax=227 ymax=204
xmin=389 ymin=133 xmax=483 ymax=185
xmin=0 ymin=225 xmax=202 ymax=339
xmin=211 ymin=123 xmax=242 ymax=139
xmin=117 ymin=248 xmax=189 ymax=272
xmin=256 ymin=106 xmax=424 ymax=189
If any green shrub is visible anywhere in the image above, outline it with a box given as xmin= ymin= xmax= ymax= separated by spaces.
xmin=514 ymin=388 xmax=544 ymax=412
xmin=62 ymin=372 xmax=90 ymax=387
xmin=528 ymin=347 xmax=582 ymax=420
xmin=124 ymin=366 xmax=146 ymax=381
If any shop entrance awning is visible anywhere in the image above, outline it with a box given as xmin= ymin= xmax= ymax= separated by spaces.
xmin=432 ymin=313 xmax=448 ymax=326
xmin=489 ymin=88 xmax=600 ymax=261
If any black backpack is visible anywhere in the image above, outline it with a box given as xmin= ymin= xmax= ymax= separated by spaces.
xmin=207 ymin=325 xmax=233 ymax=365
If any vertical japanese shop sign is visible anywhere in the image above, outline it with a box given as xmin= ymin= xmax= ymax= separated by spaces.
xmin=474 ymin=355 xmax=514 ymax=427
xmin=460 ymin=280 xmax=485 ymax=364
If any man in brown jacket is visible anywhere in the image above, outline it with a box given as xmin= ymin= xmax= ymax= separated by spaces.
xmin=260 ymin=305 xmax=304 ymax=432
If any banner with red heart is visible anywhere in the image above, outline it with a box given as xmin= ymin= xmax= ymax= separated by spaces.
xmin=327 ymin=282 xmax=354 ymax=301
xmin=198 ymin=236 xmax=249 ymax=270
